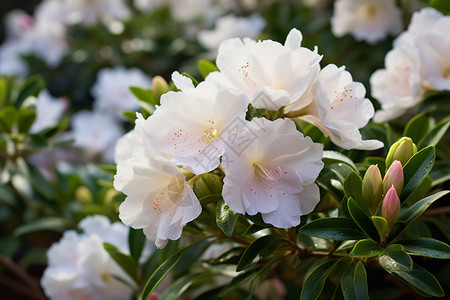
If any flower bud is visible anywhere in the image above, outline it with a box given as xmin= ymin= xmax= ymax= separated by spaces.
xmin=382 ymin=186 xmax=401 ymax=226
xmin=383 ymin=160 xmax=404 ymax=195
xmin=152 ymin=76 xmax=170 ymax=104
xmin=362 ymin=165 xmax=383 ymax=214
xmin=385 ymin=137 xmax=417 ymax=169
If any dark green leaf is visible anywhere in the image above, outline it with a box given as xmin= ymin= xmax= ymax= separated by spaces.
xmin=429 ymin=162 xmax=450 ymax=187
xmin=19 ymin=159 xmax=54 ymax=199
xmin=392 ymin=263 xmax=444 ymax=297
xmin=418 ymin=117 xmax=450 ymax=149
xmin=397 ymin=238 xmax=450 ymax=259
xmin=347 ymin=198 xmax=379 ymax=242
xmin=323 ymin=151 xmax=358 ymax=173
xmin=205 ymin=246 xmax=245 ymax=265
xmin=299 ymin=217 xmax=367 ymax=240
xmin=378 ymin=244 xmax=412 ymax=272
xmin=403 ymin=113 xmax=431 ymax=145
xmin=236 ymin=235 xmax=281 ymax=272
xmin=341 ymin=262 xmax=368 ymax=300
xmin=159 ymin=273 xmax=206 ymax=300
xmin=172 ymin=239 xmax=210 ymax=273
xmin=0 ymin=106 xmax=17 ymax=132
xmin=400 ymin=146 xmax=435 ymax=202
xmin=103 ymin=243 xmax=138 ymax=282
xmin=300 ymin=259 xmax=339 ymax=300
xmin=17 ymin=108 xmax=36 ymax=133
xmin=350 ymin=239 xmax=383 ymax=257
xmin=15 ymin=75 xmax=45 ymax=107
xmin=194 ymin=173 xmax=223 ymax=198
xmin=128 ymin=228 xmax=146 ymax=262
xmin=14 ymin=217 xmax=72 ymax=236
xmin=344 ymin=172 xmax=368 ymax=214
xmin=216 ymin=198 xmax=239 ymax=237
xmin=198 ymin=60 xmax=219 ymax=79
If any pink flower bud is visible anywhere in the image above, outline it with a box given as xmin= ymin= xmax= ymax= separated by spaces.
xmin=383 ymin=160 xmax=404 ymax=195
xmin=362 ymin=165 xmax=383 ymax=214
xmin=382 ymin=186 xmax=401 ymax=226
xmin=148 ymin=292 xmax=159 ymax=300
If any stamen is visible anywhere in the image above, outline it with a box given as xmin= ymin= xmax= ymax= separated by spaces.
xmin=253 ymin=162 xmax=283 ymax=192
xmin=152 ymin=176 xmax=185 ymax=214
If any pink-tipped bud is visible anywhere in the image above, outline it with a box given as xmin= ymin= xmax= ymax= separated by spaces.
xmin=382 ymin=186 xmax=401 ymax=226
xmin=383 ymin=160 xmax=404 ymax=195
xmin=148 ymin=292 xmax=159 ymax=300
xmin=362 ymin=165 xmax=383 ymax=214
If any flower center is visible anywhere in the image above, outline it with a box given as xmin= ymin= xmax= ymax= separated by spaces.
xmin=253 ymin=162 xmax=282 ymax=192
xmin=152 ymin=176 xmax=185 ymax=215
xmin=204 ymin=126 xmax=218 ymax=144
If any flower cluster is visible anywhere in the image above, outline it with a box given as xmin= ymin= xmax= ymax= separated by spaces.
xmin=371 ymin=7 xmax=450 ymax=122
xmin=114 ymin=28 xmax=382 ymax=248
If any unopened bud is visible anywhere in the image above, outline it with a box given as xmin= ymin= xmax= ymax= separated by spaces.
xmin=152 ymin=76 xmax=170 ymax=104
xmin=362 ymin=165 xmax=383 ymax=214
xmin=383 ymin=160 xmax=404 ymax=195
xmin=385 ymin=137 xmax=417 ymax=169
xmin=76 ymin=186 xmax=93 ymax=204
xmin=382 ymin=186 xmax=401 ymax=226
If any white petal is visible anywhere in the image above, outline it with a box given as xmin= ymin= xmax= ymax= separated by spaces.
xmin=284 ymin=28 xmax=303 ymax=50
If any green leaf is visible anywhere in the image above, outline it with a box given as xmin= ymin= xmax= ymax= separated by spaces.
xmin=216 ymin=198 xmax=239 ymax=237
xmin=347 ymin=198 xmax=379 ymax=242
xmin=103 ymin=243 xmax=138 ymax=282
xmin=397 ymin=238 xmax=450 ymax=259
xmin=299 ymin=217 xmax=367 ymax=240
xmin=392 ymin=263 xmax=444 ymax=297
xmin=198 ymin=60 xmax=219 ymax=79
xmin=341 ymin=262 xmax=368 ymax=300
xmin=429 ymin=162 xmax=450 ymax=187
xmin=17 ymin=108 xmax=36 ymax=133
xmin=159 ymin=273 xmax=206 ymax=300
xmin=15 ymin=75 xmax=45 ymax=107
xmin=205 ymin=246 xmax=245 ymax=265
xmin=403 ymin=113 xmax=431 ymax=145
xmin=128 ymin=228 xmax=146 ymax=262
xmin=418 ymin=117 xmax=450 ymax=149
xmin=14 ymin=217 xmax=72 ymax=236
xmin=322 ymin=151 xmax=358 ymax=173
xmin=0 ymin=106 xmax=17 ymax=132
xmin=194 ymin=173 xmax=223 ymax=198
xmin=371 ymin=216 xmax=388 ymax=238
xmin=430 ymin=0 xmax=450 ymax=14
xmin=129 ymin=86 xmax=157 ymax=105
xmin=378 ymin=244 xmax=412 ymax=272
xmin=350 ymin=239 xmax=383 ymax=257
xmin=300 ymin=259 xmax=339 ymax=300
xmin=18 ymin=159 xmax=54 ymax=199
xmin=172 ymin=239 xmax=210 ymax=273
xmin=236 ymin=235 xmax=282 ymax=272
xmin=122 ymin=111 xmax=138 ymax=123
xmin=400 ymin=146 xmax=435 ymax=202
xmin=181 ymin=72 xmax=198 ymax=86
xmin=387 ymin=190 xmax=449 ymax=242
xmin=344 ymin=172 xmax=369 ymax=214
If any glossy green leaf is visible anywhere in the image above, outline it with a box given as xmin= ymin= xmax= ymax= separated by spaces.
xmin=103 ymin=243 xmax=138 ymax=282
xmin=347 ymin=198 xmax=379 ymax=242
xmin=378 ymin=244 xmax=412 ymax=272
xmin=172 ymin=239 xmax=210 ymax=273
xmin=129 ymin=86 xmax=156 ymax=105
xmin=341 ymin=262 xmax=368 ymax=300
xmin=400 ymin=146 xmax=435 ymax=202
xmin=198 ymin=60 xmax=219 ymax=79
xmin=323 ymin=151 xmax=358 ymax=173
xmin=397 ymin=238 xmax=450 ymax=259
xmin=14 ymin=217 xmax=72 ymax=236
xmin=429 ymin=162 xmax=450 ymax=187
xmin=236 ymin=235 xmax=281 ymax=272
xmin=205 ymin=247 xmax=245 ymax=265
xmin=128 ymin=228 xmax=146 ymax=262
xmin=194 ymin=173 xmax=223 ymax=198
xmin=350 ymin=239 xmax=383 ymax=257
xmin=392 ymin=263 xmax=444 ymax=297
xmin=15 ymin=75 xmax=45 ymax=107
xmin=299 ymin=217 xmax=367 ymax=240
xmin=418 ymin=117 xmax=450 ymax=149
xmin=300 ymin=259 xmax=339 ymax=300
xmin=216 ymin=198 xmax=239 ymax=237
xmin=0 ymin=106 xmax=17 ymax=132
xmin=403 ymin=113 xmax=431 ymax=145
xmin=344 ymin=172 xmax=369 ymax=214
xmin=371 ymin=216 xmax=388 ymax=238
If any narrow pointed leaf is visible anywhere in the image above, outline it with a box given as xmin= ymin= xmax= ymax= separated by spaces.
xmin=236 ymin=235 xmax=281 ymax=272
xmin=418 ymin=117 xmax=450 ymax=149
xmin=323 ymin=151 xmax=358 ymax=173
xmin=216 ymin=198 xmax=239 ymax=237
xmin=392 ymin=263 xmax=444 ymax=297
xmin=397 ymin=238 xmax=450 ymax=259
xmin=103 ymin=243 xmax=138 ymax=282
xmin=128 ymin=228 xmax=146 ymax=262
xmin=299 ymin=217 xmax=367 ymax=240
xmin=403 ymin=113 xmax=431 ymax=145
xmin=350 ymin=239 xmax=383 ymax=257
xmin=344 ymin=172 xmax=369 ymax=213
xmin=341 ymin=262 xmax=368 ymax=300
xmin=347 ymin=198 xmax=380 ymax=242
xmin=300 ymin=259 xmax=339 ymax=300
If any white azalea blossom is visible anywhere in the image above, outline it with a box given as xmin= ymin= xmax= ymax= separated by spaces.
xmin=92 ymin=67 xmax=151 ymax=119
xmin=198 ymin=14 xmax=266 ymax=53
xmin=222 ymin=118 xmax=323 ymax=228
xmin=144 ymin=72 xmax=248 ymax=174
xmin=114 ymin=113 xmax=147 ymax=163
xmin=0 ymin=41 xmax=28 ymax=76
xmin=206 ymin=28 xmax=322 ymax=111
xmin=295 ymin=64 xmax=383 ymax=150
xmin=331 ymin=0 xmax=402 ymax=44
xmin=41 ymin=215 xmax=136 ymax=300
xmin=30 ymin=90 xmax=68 ymax=133
xmin=114 ymin=147 xmax=201 ymax=248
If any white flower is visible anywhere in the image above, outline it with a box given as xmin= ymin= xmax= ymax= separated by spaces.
xmin=92 ymin=66 xmax=151 ymax=119
xmin=63 ymin=0 xmax=130 ymax=25
xmin=4 ymin=9 xmax=34 ymax=40
xmin=222 ymin=118 xmax=323 ymax=228
xmin=134 ymin=0 xmax=167 ymax=11
xmin=198 ymin=14 xmax=266 ymax=53
xmin=31 ymin=90 xmax=68 ymax=133
xmin=71 ymin=111 xmax=124 ymax=161
xmin=206 ymin=28 xmax=322 ymax=110
xmin=114 ymin=147 xmax=201 ymax=248
xmin=331 ymin=0 xmax=403 ymax=44
xmin=371 ymin=45 xmax=423 ymax=122
xmin=0 ymin=41 xmax=28 ymax=76
xmin=295 ymin=64 xmax=383 ymax=150
xmin=144 ymin=72 xmax=248 ymax=174
xmin=114 ymin=113 xmax=147 ymax=163
xmin=41 ymin=215 xmax=135 ymax=300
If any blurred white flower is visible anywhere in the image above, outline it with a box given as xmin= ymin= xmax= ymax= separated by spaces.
xmin=0 ymin=41 xmax=28 ymax=76
xmin=71 ymin=111 xmax=124 ymax=161
xmin=295 ymin=64 xmax=383 ymax=150
xmin=92 ymin=66 xmax=151 ymax=119
xmin=4 ymin=9 xmax=34 ymax=40
xmin=63 ymin=0 xmax=130 ymax=25
xmin=331 ymin=0 xmax=403 ymax=44
xmin=31 ymin=90 xmax=68 ymax=133
xmin=144 ymin=72 xmax=248 ymax=174
xmin=206 ymin=28 xmax=322 ymax=110
xmin=134 ymin=0 xmax=167 ymax=11
xmin=114 ymin=147 xmax=201 ymax=248
xmin=198 ymin=14 xmax=266 ymax=53
xmin=41 ymin=215 xmax=135 ymax=300
xmin=169 ymin=0 xmax=230 ymax=23
xmin=222 ymin=118 xmax=323 ymax=228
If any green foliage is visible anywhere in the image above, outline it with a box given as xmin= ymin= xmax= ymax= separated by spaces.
xmin=341 ymin=262 xmax=368 ymax=300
